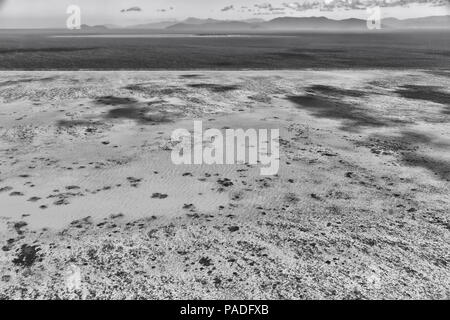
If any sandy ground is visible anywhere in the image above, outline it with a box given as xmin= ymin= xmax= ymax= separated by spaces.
xmin=0 ymin=70 xmax=449 ymax=299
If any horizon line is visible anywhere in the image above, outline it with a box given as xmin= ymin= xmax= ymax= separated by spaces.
xmin=0 ymin=14 xmax=448 ymax=30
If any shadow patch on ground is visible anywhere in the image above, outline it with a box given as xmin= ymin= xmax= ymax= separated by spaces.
xmin=397 ymin=131 xmax=450 ymax=149
xmin=306 ymin=85 xmax=367 ymax=98
xmin=90 ymin=96 xmax=178 ymax=124
xmin=287 ymin=94 xmax=392 ymax=131
xmin=362 ymin=131 xmax=450 ymax=181
xmin=188 ymin=83 xmax=240 ymax=92
xmin=105 ymin=106 xmax=174 ymax=124
xmin=95 ymin=96 xmax=138 ymax=106
xmin=56 ymin=120 xmax=102 ymax=127
xmin=179 ymin=74 xmax=203 ymax=79
xmin=0 ymin=76 xmax=57 ymax=87
xmin=95 ymin=96 xmax=176 ymax=124
xmin=123 ymin=84 xmax=151 ymax=91
xmin=402 ymin=152 xmax=450 ymax=181
xmin=395 ymin=85 xmax=450 ymax=114
xmin=397 ymin=131 xmax=450 ymax=180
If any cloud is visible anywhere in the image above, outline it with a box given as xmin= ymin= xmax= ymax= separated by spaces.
xmin=254 ymin=2 xmax=285 ymax=14
xmin=255 ymin=3 xmax=273 ymax=9
xmin=281 ymin=0 xmax=449 ymax=12
xmin=221 ymin=5 xmax=235 ymax=12
xmin=121 ymin=6 xmax=142 ymax=13
xmin=157 ymin=6 xmax=175 ymax=12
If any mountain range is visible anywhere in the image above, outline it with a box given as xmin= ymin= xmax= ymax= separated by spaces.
xmin=83 ymin=15 xmax=449 ymax=32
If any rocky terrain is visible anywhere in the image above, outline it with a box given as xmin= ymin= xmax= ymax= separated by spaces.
xmin=0 ymin=70 xmax=449 ymax=299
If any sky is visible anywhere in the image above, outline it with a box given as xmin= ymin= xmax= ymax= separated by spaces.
xmin=0 ymin=0 xmax=449 ymax=28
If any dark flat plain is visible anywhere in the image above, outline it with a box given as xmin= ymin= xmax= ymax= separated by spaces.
xmin=0 ymin=29 xmax=449 ymax=70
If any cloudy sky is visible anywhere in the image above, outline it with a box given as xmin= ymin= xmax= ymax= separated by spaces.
xmin=0 ymin=0 xmax=448 ymax=28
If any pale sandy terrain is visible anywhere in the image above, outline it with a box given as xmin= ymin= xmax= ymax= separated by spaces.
xmin=0 ymin=70 xmax=449 ymax=299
